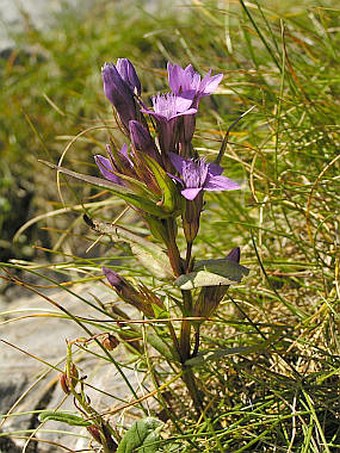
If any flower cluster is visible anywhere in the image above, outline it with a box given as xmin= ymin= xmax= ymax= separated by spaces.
xmin=96 ymin=59 xmax=239 ymax=236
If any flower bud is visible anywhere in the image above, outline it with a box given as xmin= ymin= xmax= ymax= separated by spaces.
xmin=59 ymin=363 xmax=78 ymax=394
xmin=101 ymin=333 xmax=120 ymax=351
xmin=129 ymin=120 xmax=158 ymax=160
xmin=59 ymin=372 xmax=71 ymax=395
xmin=103 ymin=267 xmax=155 ymax=317
xmin=226 ymin=247 xmax=240 ymax=263
xmin=102 ymin=62 xmax=138 ymax=132
xmin=87 ymin=425 xmax=103 ymax=444
xmin=116 ymin=58 xmax=141 ymax=95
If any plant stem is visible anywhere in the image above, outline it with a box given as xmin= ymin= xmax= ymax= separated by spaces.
xmin=163 ymin=218 xmax=203 ymax=413
xmin=181 ymin=365 xmax=204 ymax=415
xmin=185 ymin=240 xmax=193 ymax=272
xmin=192 ymin=325 xmax=200 ymax=358
xmin=165 ymin=218 xmax=182 ymax=277
xmin=179 ymin=289 xmax=193 ymax=362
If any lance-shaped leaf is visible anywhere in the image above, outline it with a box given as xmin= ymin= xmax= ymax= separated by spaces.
xmin=143 ymin=154 xmax=180 ymax=214
xmin=147 ymin=333 xmax=175 ymax=362
xmin=40 ymin=160 xmax=174 ymax=218
xmin=117 ymin=417 xmax=163 ymax=453
xmin=185 ymin=344 xmax=266 ymax=367
xmin=38 ymin=411 xmax=92 ymax=427
xmin=85 ymin=216 xmax=173 ymax=279
xmin=175 ymin=257 xmax=249 ymax=290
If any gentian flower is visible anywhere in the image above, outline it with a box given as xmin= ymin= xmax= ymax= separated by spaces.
xmin=116 ymin=58 xmax=141 ymax=95
xmin=166 ymin=64 xmax=223 ymax=158
xmin=94 ymin=144 xmax=132 ymax=186
xmin=167 ymin=63 xmax=223 ymax=106
xmin=141 ymin=93 xmax=197 ymax=157
xmin=103 ymin=267 xmax=163 ymax=317
xmin=169 ymin=152 xmax=240 ymax=201
xmin=129 ymin=120 xmax=159 ymax=161
xmin=102 ymin=59 xmax=141 ymax=131
xmin=142 ymin=93 xmax=197 ymax=122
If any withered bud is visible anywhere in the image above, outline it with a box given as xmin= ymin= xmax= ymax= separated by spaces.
xmin=103 ymin=267 xmax=155 ymax=317
xmin=87 ymin=424 xmax=118 ymax=450
xmin=59 ymin=363 xmax=79 ymax=394
xmin=59 ymin=372 xmax=71 ymax=394
xmin=101 ymin=333 xmax=120 ymax=351
xmin=87 ymin=425 xmax=103 ymax=444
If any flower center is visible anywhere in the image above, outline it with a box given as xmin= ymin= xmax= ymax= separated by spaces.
xmin=182 ymin=159 xmax=209 ymax=188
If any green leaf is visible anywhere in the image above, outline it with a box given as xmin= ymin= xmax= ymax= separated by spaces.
xmin=114 ymin=171 xmax=160 ymax=202
xmin=39 ymin=160 xmax=172 ymax=218
xmin=195 ymin=258 xmax=250 ymax=279
xmin=185 ymin=346 xmax=263 ymax=367
xmin=86 ymin=217 xmax=173 ymax=279
xmin=143 ymin=155 xmax=179 ymax=214
xmin=117 ymin=417 xmax=163 ymax=453
xmin=174 ymin=258 xmax=249 ymax=290
xmin=38 ymin=410 xmax=91 ymax=427
xmin=147 ymin=333 xmax=175 ymax=362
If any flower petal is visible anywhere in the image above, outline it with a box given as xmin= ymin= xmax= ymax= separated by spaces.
xmin=204 ymin=174 xmax=240 ymax=191
xmin=94 ymin=155 xmax=123 ymax=185
xmin=142 ymin=93 xmax=197 ymax=122
xmin=207 ymin=162 xmax=224 ymax=176
xmin=167 ymin=62 xmax=182 ymax=94
xmin=116 ymin=58 xmax=141 ymax=95
xmin=169 ymin=152 xmax=186 ymax=173
xmin=200 ymin=72 xmax=223 ymax=96
xmin=181 ymin=187 xmax=202 ymax=200
xmin=174 ymin=96 xmax=196 ymax=114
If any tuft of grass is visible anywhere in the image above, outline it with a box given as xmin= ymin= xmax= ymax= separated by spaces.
xmin=1 ymin=0 xmax=339 ymax=451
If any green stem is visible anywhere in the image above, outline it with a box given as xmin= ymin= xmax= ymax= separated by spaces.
xmin=163 ymin=219 xmax=203 ymax=414
xmin=165 ymin=218 xmax=182 ymax=277
xmin=179 ymin=290 xmax=193 ymax=362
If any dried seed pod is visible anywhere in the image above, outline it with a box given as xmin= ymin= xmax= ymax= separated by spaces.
xmin=102 ymin=334 xmax=120 ymax=351
xmin=59 ymin=372 xmax=71 ymax=394
xmin=59 ymin=363 xmax=79 ymax=394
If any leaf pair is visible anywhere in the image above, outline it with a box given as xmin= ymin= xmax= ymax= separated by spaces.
xmin=175 ymin=256 xmax=249 ymax=290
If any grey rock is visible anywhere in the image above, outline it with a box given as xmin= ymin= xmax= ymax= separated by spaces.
xmin=0 ymin=282 xmax=148 ymax=452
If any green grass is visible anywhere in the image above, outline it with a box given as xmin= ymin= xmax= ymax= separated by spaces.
xmin=1 ymin=0 xmax=339 ymax=451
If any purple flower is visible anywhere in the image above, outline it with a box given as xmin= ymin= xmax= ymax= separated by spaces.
xmin=102 ymin=61 xmax=140 ymax=131
xmin=167 ymin=63 xmax=223 ymax=104
xmin=116 ymin=58 xmax=141 ymax=95
xmin=103 ymin=267 xmax=124 ymax=290
xmin=141 ymin=93 xmax=197 ymax=155
xmin=94 ymin=143 xmax=132 ymax=185
xmin=141 ymin=93 xmax=197 ymax=122
xmin=129 ymin=120 xmax=159 ymax=160
xmin=169 ymin=152 xmax=240 ymax=201
xmin=103 ymin=267 xmax=156 ymax=317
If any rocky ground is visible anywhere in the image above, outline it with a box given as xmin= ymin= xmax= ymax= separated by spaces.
xmin=0 ymin=281 xmax=147 ymax=452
